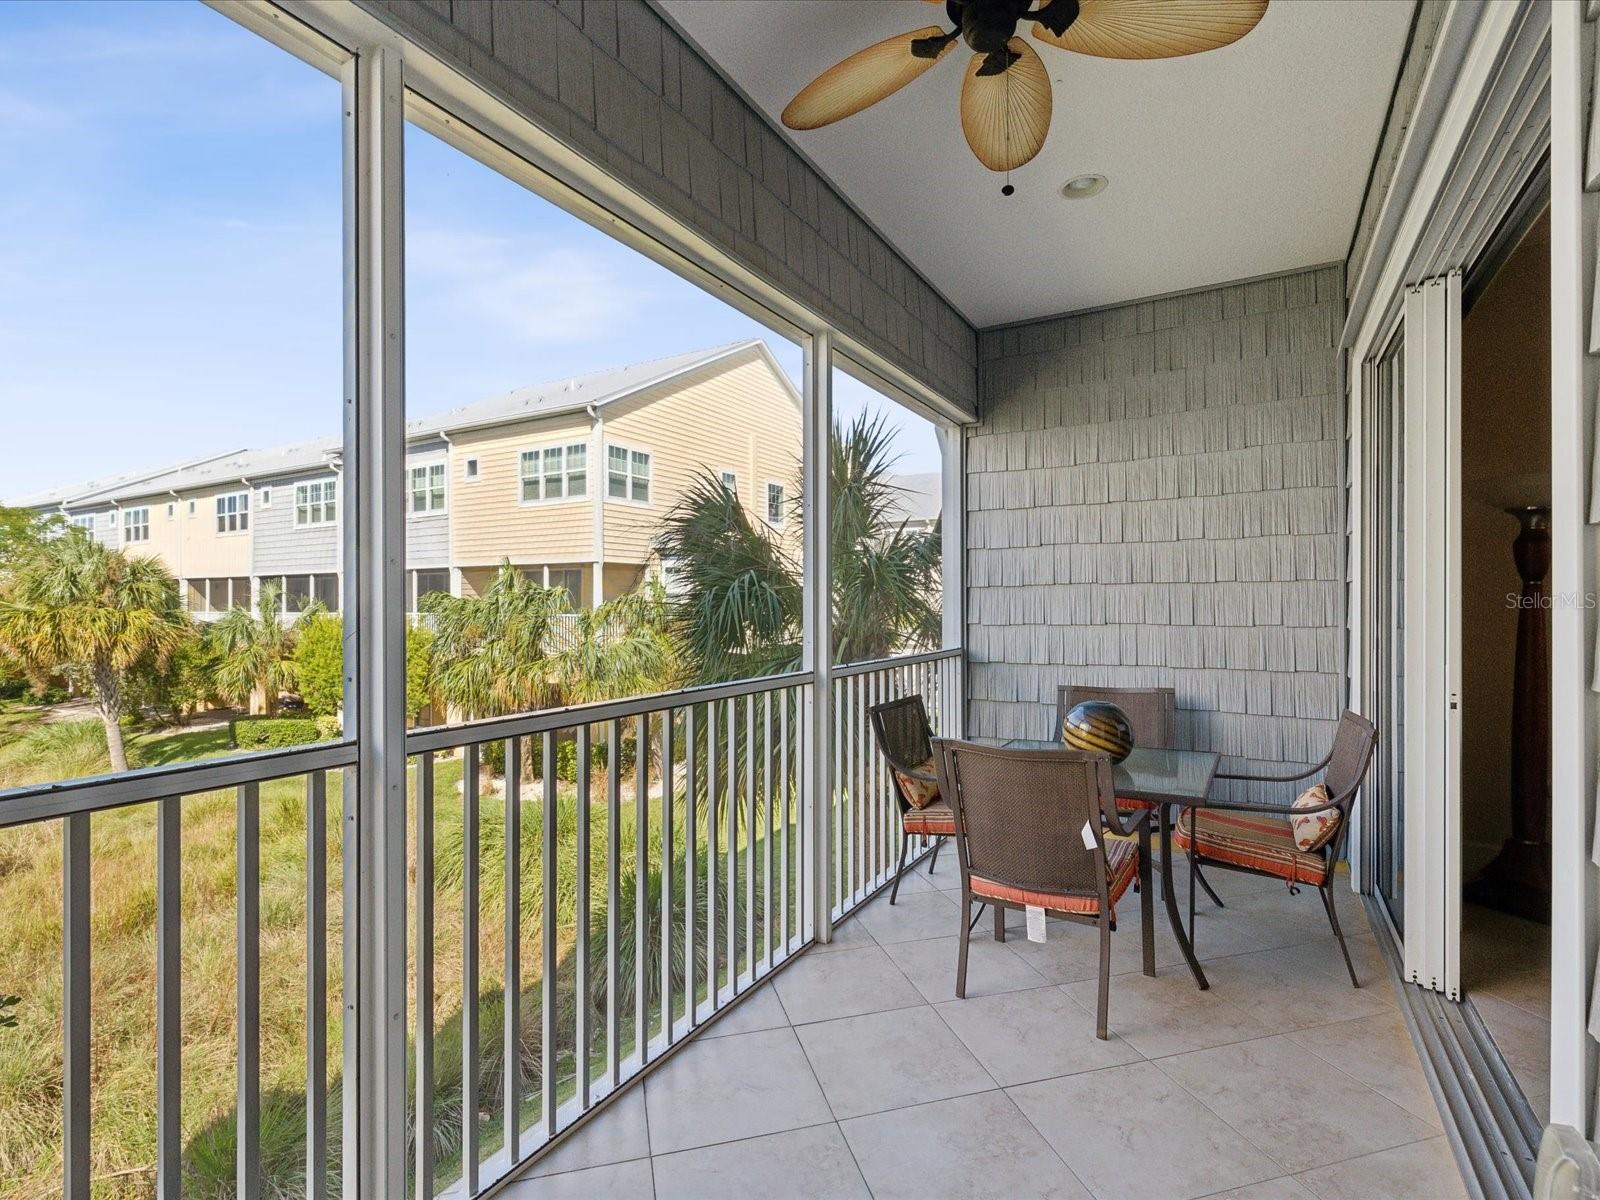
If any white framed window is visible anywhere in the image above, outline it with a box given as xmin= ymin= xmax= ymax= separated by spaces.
xmin=166 ymin=502 xmax=175 ymax=519
xmin=259 ymin=487 xmax=271 ymax=507
xmin=766 ymin=481 xmax=786 ymax=526
xmin=719 ymin=469 xmax=737 ymax=494
xmin=519 ymin=443 xmax=587 ymax=503
xmin=607 ymin=444 xmax=651 ymax=503
xmin=295 ymin=479 xmax=337 ymax=527
xmin=187 ymin=499 xmax=196 ymax=516
xmin=69 ymin=514 xmax=95 ymax=533
xmin=215 ymin=491 xmax=249 ymax=534
xmin=122 ymin=507 xmax=149 ymax=543
xmin=409 ymin=568 xmax=451 ymax=613
xmin=408 ymin=461 xmax=446 ymax=514
xmin=463 ymin=457 xmax=479 ymax=480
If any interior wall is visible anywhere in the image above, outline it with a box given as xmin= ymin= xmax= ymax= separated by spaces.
xmin=967 ymin=265 xmax=1346 ymax=799
xmin=341 ymin=0 xmax=980 ymax=413
xmin=1459 ymin=209 xmax=1552 ymax=876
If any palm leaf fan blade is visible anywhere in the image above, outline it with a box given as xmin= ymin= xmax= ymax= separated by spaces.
xmin=782 ymin=25 xmax=955 ymax=130
xmin=960 ymin=38 xmax=1051 ymax=172
xmin=1033 ymin=0 xmax=1269 ymax=60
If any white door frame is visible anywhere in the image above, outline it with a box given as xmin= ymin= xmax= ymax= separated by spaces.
xmin=1400 ymin=275 xmax=1463 ymax=999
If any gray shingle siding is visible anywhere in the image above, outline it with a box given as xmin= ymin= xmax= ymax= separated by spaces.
xmin=252 ymin=472 xmax=340 ymax=576
xmin=968 ymin=265 xmax=1347 ymax=802
xmin=343 ymin=0 xmax=978 ymax=414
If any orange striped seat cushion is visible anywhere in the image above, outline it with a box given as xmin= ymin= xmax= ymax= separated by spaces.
xmin=1173 ymin=808 xmax=1329 ymax=886
xmin=969 ymin=840 xmax=1138 ymax=917
xmin=902 ymin=802 xmax=955 ymax=836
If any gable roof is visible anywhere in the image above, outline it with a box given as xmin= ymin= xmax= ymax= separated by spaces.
xmin=17 ymin=340 xmax=786 ymax=508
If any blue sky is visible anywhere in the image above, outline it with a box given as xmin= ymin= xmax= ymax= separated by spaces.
xmin=1 ymin=0 xmax=941 ymax=504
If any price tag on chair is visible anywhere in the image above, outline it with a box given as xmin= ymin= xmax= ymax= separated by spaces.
xmin=1080 ymin=820 xmax=1097 ymax=850
xmin=1026 ymin=905 xmax=1046 ymax=943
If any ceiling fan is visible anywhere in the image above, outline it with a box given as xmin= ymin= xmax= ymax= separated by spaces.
xmin=781 ymin=0 xmax=1269 ymax=192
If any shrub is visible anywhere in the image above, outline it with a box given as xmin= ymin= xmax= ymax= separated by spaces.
xmin=293 ymin=613 xmax=344 ymax=719
xmin=231 ymin=716 xmax=325 ymax=751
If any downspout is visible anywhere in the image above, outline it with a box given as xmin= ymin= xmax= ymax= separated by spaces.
xmin=589 ymin=402 xmax=604 ymax=608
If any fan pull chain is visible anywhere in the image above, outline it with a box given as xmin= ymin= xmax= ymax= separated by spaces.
xmin=1001 ymin=65 xmax=1015 ymax=196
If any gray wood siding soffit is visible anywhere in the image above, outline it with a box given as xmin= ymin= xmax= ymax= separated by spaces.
xmin=348 ymin=0 xmax=979 ymax=413
xmin=969 ymin=266 xmax=1348 ymax=801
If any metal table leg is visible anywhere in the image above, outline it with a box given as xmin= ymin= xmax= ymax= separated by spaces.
xmin=1159 ymin=804 xmax=1209 ymax=990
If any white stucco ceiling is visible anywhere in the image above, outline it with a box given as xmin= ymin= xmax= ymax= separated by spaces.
xmin=659 ymin=0 xmax=1415 ymax=328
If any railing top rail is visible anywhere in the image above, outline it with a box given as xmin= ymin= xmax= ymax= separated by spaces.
xmin=0 ymin=739 xmax=359 ymax=830
xmin=831 ymin=646 xmax=962 ymax=680
xmin=404 ymin=669 xmax=812 ymax=755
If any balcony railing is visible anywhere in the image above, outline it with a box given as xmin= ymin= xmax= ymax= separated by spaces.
xmin=0 ymin=647 xmax=962 ymax=1200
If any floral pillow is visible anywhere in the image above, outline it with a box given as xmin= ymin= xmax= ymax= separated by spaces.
xmin=1288 ymin=783 xmax=1340 ymax=852
xmin=893 ymin=758 xmax=941 ymax=810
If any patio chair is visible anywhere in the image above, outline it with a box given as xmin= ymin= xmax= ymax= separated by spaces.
xmin=1173 ymin=710 xmax=1378 ymax=986
xmin=1056 ymin=685 xmax=1225 ymax=910
xmin=870 ymin=694 xmax=956 ymax=905
xmin=933 ymin=739 xmax=1155 ymax=1039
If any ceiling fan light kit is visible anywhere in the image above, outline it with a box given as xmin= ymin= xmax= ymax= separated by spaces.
xmin=781 ymin=0 xmax=1269 ymax=194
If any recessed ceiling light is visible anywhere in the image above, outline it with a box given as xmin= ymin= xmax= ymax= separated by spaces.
xmin=1061 ymin=174 xmax=1108 ymax=200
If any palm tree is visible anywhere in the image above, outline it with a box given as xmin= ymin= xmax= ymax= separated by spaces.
xmin=545 ymin=578 xmax=677 ymax=706
xmin=208 ymin=580 xmax=300 ymax=716
xmin=422 ymin=563 xmax=570 ymax=719
xmin=653 ymin=411 xmax=941 ymax=683
xmin=0 ymin=534 xmax=191 ymax=772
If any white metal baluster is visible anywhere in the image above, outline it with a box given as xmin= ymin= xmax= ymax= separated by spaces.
xmin=780 ymin=690 xmax=791 ymax=955
xmin=634 ymin=713 xmax=649 ymax=1070
xmin=763 ymin=690 xmax=773 ymax=972
xmin=306 ymin=774 xmax=327 ymax=1200
xmin=706 ymin=700 xmax=718 ymax=1011
xmin=745 ymin=693 xmax=755 ymax=985
xmin=504 ymin=737 xmax=521 ymax=1163
xmin=606 ymin=719 xmax=621 ymax=1087
xmin=540 ymin=733 xmax=557 ymax=1140
xmin=63 ymin=811 xmax=90 ymax=1200
xmin=838 ymin=678 xmax=851 ymax=921
xmin=851 ymin=674 xmax=862 ymax=905
xmin=660 ymin=710 xmax=675 ymax=1049
xmin=726 ymin=696 xmax=737 ymax=997
xmin=414 ymin=758 xmax=433 ymax=1200
xmin=462 ymin=745 xmax=480 ymax=1195
xmin=237 ymin=782 xmax=261 ymax=1200
xmin=157 ymin=797 xmax=181 ymax=1200
xmin=575 ymin=726 xmax=591 ymax=1108
xmin=684 ymin=705 xmax=698 ymax=1026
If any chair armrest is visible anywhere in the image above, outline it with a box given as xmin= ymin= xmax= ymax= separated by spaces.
xmin=1214 ymin=764 xmax=1322 ymax=784
xmin=1101 ymin=799 xmax=1153 ymax=838
xmin=1191 ymin=797 xmax=1345 ymax=818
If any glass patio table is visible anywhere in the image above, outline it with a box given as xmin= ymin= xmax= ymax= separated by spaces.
xmin=976 ymin=738 xmax=1222 ymax=990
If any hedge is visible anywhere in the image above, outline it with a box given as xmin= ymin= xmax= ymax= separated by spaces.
xmin=231 ymin=717 xmax=326 ymax=751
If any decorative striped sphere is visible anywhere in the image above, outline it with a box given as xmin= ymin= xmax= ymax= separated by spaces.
xmin=1060 ymin=700 xmax=1135 ymax=763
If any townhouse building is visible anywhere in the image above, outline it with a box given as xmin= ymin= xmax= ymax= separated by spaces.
xmin=16 ymin=340 xmax=807 ymax=614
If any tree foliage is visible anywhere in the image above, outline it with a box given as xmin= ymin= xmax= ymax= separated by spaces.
xmin=0 ymin=534 xmax=191 ymax=771
xmin=653 ymin=411 xmax=942 ymax=682
xmin=207 ymin=581 xmax=300 ymax=716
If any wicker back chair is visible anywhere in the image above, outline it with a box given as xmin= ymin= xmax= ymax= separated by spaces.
xmin=1175 ymin=710 xmax=1379 ymax=986
xmin=1054 ymin=685 xmax=1176 ymax=750
xmin=869 ymin=694 xmax=956 ymax=904
xmin=933 ymin=739 xmax=1154 ymax=1038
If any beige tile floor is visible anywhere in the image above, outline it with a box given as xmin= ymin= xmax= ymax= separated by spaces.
xmin=506 ymin=859 xmax=1468 ymax=1200
xmin=1462 ymin=901 xmax=1552 ymax=1123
